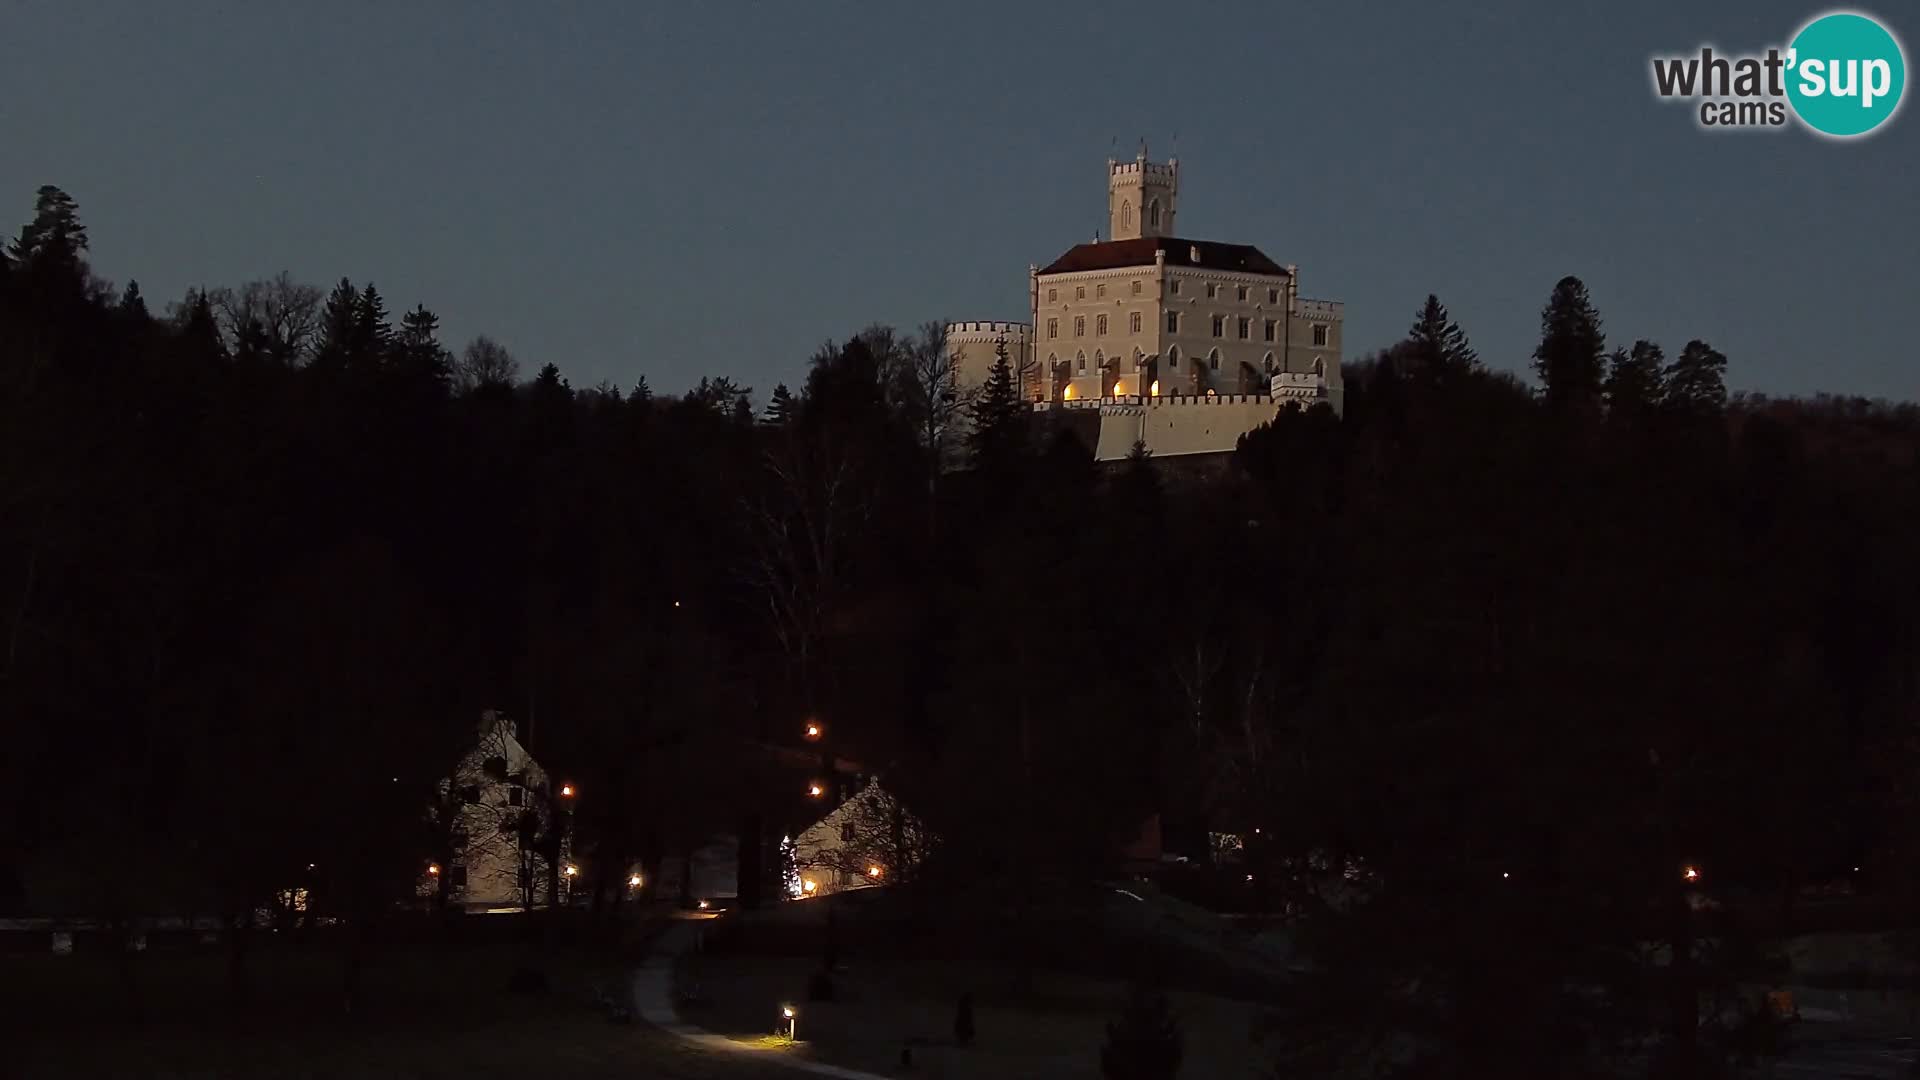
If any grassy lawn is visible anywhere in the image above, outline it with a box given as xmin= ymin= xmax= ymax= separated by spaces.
xmin=678 ymin=951 xmax=1272 ymax=1079
xmin=8 ymin=931 xmax=656 ymax=1078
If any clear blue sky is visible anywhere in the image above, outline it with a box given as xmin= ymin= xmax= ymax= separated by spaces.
xmin=3 ymin=1 xmax=1914 ymax=401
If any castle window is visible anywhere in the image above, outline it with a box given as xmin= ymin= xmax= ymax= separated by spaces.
xmin=841 ymin=822 xmax=855 ymax=842
xmin=1169 ymin=279 xmax=1181 ymax=295
xmin=1313 ymin=356 xmax=1326 ymax=377
xmin=1313 ymin=324 xmax=1329 ymax=347
xmin=1237 ymin=285 xmax=1249 ymax=302
xmin=1048 ymin=288 xmax=1057 ymax=302
xmin=1238 ymin=317 xmax=1250 ymax=340
xmin=1077 ymin=352 xmax=1087 ymax=371
xmin=1130 ymin=280 xmax=1141 ymax=295
xmin=1130 ymin=312 xmax=1141 ymax=334
xmin=1263 ymin=319 xmax=1276 ymax=343
xmin=1166 ymin=311 xmax=1179 ymax=333
xmin=1121 ymin=201 xmax=1133 ymax=230
xmin=1074 ymin=316 xmax=1085 ymax=337
xmin=1149 ymin=200 xmax=1160 ymax=228
xmin=1097 ymin=314 xmax=1108 ymax=336
xmin=1268 ymin=288 xmax=1280 ymax=304
xmin=1076 ymin=286 xmax=1086 ymax=300
xmin=1205 ymin=283 xmax=1218 ymax=299
xmin=1097 ymin=283 xmax=1107 ymax=299
xmin=1047 ymin=318 xmax=1058 ymax=339
xmin=1209 ymin=350 xmax=1220 ymax=371
xmin=1211 ymin=315 xmax=1225 ymax=338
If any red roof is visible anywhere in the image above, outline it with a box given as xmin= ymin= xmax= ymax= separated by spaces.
xmin=1039 ymin=237 xmax=1289 ymax=277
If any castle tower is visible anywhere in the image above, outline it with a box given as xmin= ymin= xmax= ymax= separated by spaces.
xmin=1107 ymin=143 xmax=1178 ymax=241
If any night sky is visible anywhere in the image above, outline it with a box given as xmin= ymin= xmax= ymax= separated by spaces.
xmin=3 ymin=0 xmax=1914 ymax=401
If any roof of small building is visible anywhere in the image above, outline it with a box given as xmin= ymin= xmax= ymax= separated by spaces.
xmin=1039 ymin=237 xmax=1289 ymax=277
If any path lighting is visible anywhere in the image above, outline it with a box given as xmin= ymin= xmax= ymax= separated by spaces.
xmin=781 ymin=1004 xmax=797 ymax=1040
xmin=1502 ymin=871 xmax=1510 ymax=880
xmin=564 ymin=865 xmax=579 ymax=878
xmin=867 ymin=865 xmax=882 ymax=879
xmin=808 ymin=783 xmax=824 ymax=798
xmin=802 ymin=879 xmax=818 ymax=895
xmin=1683 ymin=866 xmax=1700 ymax=883
xmin=628 ymin=874 xmax=642 ymax=888
xmin=697 ymin=899 xmax=710 ymax=910
xmin=560 ymin=783 xmax=574 ymax=797
xmin=428 ymin=864 xmax=440 ymax=876
xmin=804 ymin=722 xmax=821 ymax=740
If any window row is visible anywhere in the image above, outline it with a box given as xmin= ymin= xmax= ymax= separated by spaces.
xmin=1047 ymin=312 xmax=1333 ymax=346
xmin=1045 ymin=281 xmax=1286 ymax=305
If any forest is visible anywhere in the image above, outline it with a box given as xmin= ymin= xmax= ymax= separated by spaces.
xmin=5 ymin=183 xmax=1919 ymax=1075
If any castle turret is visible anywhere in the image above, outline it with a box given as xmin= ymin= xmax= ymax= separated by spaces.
xmin=1107 ymin=143 xmax=1178 ymax=241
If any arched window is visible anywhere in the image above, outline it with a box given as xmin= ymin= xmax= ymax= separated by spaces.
xmin=1121 ymin=201 xmax=1133 ymax=230
xmin=1148 ymin=200 xmax=1160 ymax=228
xmin=1077 ymin=351 xmax=1087 ymax=372
xmin=1093 ymin=349 xmax=1104 ymax=372
xmin=1312 ymin=356 xmax=1326 ymax=377
xmin=1208 ymin=349 xmax=1220 ymax=371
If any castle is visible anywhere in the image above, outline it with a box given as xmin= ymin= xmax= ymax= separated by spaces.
xmin=947 ymin=147 xmax=1344 ymax=462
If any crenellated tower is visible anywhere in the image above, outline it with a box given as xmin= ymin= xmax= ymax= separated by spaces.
xmin=1107 ymin=143 xmax=1178 ymax=241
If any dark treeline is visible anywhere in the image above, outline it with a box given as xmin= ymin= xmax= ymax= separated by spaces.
xmin=5 ymin=185 xmax=1920 ymax=1073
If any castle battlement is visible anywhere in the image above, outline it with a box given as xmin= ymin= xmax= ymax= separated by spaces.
xmin=1297 ymin=298 xmax=1344 ymax=318
xmin=946 ymin=321 xmax=1032 ymax=337
xmin=1108 ymin=160 xmax=1178 ymax=182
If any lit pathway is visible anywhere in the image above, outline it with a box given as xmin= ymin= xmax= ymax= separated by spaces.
xmin=632 ymin=917 xmax=891 ymax=1080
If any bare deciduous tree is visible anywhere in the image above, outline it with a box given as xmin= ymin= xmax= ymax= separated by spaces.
xmin=456 ymin=335 xmax=519 ymax=392
xmin=212 ymin=272 xmax=322 ymax=365
xmin=895 ymin=321 xmax=964 ymax=488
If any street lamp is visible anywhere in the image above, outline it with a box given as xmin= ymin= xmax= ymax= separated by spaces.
xmin=808 ymin=783 xmax=824 ymax=798
xmin=564 ymin=865 xmax=579 ymax=878
xmin=802 ymin=879 xmax=818 ymax=895
xmin=1683 ymin=866 xmax=1701 ymax=884
xmin=628 ymin=873 xmax=642 ymax=888
xmin=781 ymin=1004 xmax=797 ymax=1041
xmin=428 ymin=863 xmax=440 ymax=876
xmin=560 ymin=783 xmax=575 ymax=798
xmin=804 ymin=721 xmax=822 ymax=740
xmin=867 ymin=865 xmax=882 ymax=879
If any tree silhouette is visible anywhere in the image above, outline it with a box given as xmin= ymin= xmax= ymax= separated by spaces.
xmin=1532 ymin=275 xmax=1606 ymax=412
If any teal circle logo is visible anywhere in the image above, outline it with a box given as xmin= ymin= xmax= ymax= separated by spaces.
xmin=1787 ymin=11 xmax=1906 ymax=137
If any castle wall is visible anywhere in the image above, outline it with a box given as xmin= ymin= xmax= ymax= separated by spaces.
xmin=1040 ymin=394 xmax=1284 ymax=461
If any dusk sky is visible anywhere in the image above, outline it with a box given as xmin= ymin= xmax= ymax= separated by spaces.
xmin=3 ymin=0 xmax=1914 ymax=401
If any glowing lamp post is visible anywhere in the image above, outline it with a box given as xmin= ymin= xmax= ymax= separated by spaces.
xmin=781 ymin=1004 xmax=798 ymax=1041
xmin=560 ymin=783 xmax=575 ymax=798
xmin=807 ymin=783 xmax=824 ymax=798
xmin=628 ymin=873 xmax=642 ymax=888
xmin=804 ymin=722 xmax=821 ymax=741
xmin=697 ymin=899 xmax=710 ymax=910
xmin=1683 ymin=866 xmax=1701 ymax=884
xmin=427 ymin=863 xmax=440 ymax=877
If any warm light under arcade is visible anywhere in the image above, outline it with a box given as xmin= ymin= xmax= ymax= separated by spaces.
xmin=1113 ymin=380 xmax=1126 ymax=396
xmin=1150 ymin=379 xmax=1160 ymax=397
xmin=1064 ymin=384 xmax=1076 ymax=400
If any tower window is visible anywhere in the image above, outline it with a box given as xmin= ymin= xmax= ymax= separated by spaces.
xmin=1237 ymin=317 xmax=1250 ymax=340
xmin=1263 ymin=319 xmax=1276 ymax=343
xmin=1048 ymin=288 xmax=1058 ymax=302
xmin=1096 ymin=314 xmax=1108 ymax=336
xmin=1211 ymin=315 xmax=1225 ymax=338
xmin=1169 ymin=279 xmax=1182 ymax=295
xmin=1313 ymin=324 xmax=1329 ymax=347
xmin=1075 ymin=316 xmax=1085 ymax=337
xmin=1076 ymin=286 xmax=1086 ymax=300
xmin=1149 ymin=200 xmax=1160 ymax=228
xmin=1047 ymin=318 xmax=1058 ymax=339
xmin=1130 ymin=280 xmax=1141 ymax=295
xmin=1268 ymin=288 xmax=1280 ymax=304
xmin=1166 ymin=311 xmax=1180 ymax=333
xmin=1209 ymin=351 xmax=1220 ymax=371
xmin=1205 ymin=283 xmax=1218 ymax=299
xmin=1077 ymin=352 xmax=1087 ymax=371
xmin=1237 ymin=285 xmax=1249 ymax=301
xmin=1097 ymin=283 xmax=1106 ymax=298
xmin=1121 ymin=201 xmax=1133 ymax=230
xmin=1130 ymin=312 xmax=1141 ymax=334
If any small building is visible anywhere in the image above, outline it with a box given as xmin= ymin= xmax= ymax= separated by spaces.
xmin=790 ymin=780 xmax=931 ymax=898
xmin=419 ymin=710 xmax=574 ymax=912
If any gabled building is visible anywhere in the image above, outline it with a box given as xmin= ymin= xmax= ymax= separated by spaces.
xmin=419 ymin=711 xmax=574 ymax=912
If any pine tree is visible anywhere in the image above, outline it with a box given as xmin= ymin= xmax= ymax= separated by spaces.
xmin=8 ymin=185 xmax=89 ymax=277
xmin=763 ymin=382 xmax=796 ymax=426
xmin=630 ymin=374 xmax=653 ymax=406
xmin=1405 ymin=294 xmax=1479 ymax=387
xmin=395 ymin=304 xmax=451 ymax=388
xmin=966 ymin=339 xmax=1027 ymax=475
xmin=312 ymin=278 xmax=360 ymax=373
xmin=351 ymin=283 xmax=392 ymax=367
xmin=117 ymin=279 xmax=150 ymax=323
xmin=1532 ymin=276 xmax=1606 ymax=411
xmin=1663 ymin=340 xmax=1727 ymax=416
xmin=1603 ymin=340 xmax=1665 ymax=418
xmin=175 ymin=288 xmax=227 ymax=365
xmin=731 ymin=394 xmax=755 ymax=425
